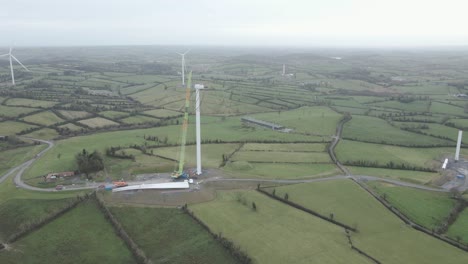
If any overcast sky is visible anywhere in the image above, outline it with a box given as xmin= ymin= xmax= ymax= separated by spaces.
xmin=1 ymin=0 xmax=468 ymax=47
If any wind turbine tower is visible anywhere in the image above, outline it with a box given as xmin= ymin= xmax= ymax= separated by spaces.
xmin=455 ymin=130 xmax=463 ymax=161
xmin=282 ymin=64 xmax=286 ymax=75
xmin=177 ymin=50 xmax=190 ymax=86
xmin=1 ymin=47 xmax=29 ymax=86
xmin=194 ymin=83 xmax=204 ymax=175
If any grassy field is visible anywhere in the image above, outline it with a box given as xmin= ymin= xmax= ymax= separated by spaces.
xmin=430 ymin=102 xmax=468 ymax=116
xmin=369 ymin=100 xmax=429 ymax=112
xmin=119 ymin=115 xmax=159 ymax=125
xmin=266 ymin=180 xmax=468 ymax=264
xmin=22 ymin=111 xmax=65 ymax=126
xmin=0 ymin=121 xmax=37 ymax=135
xmin=336 ymin=140 xmax=456 ymax=170
xmin=143 ymin=108 xmax=182 ymax=118
xmin=6 ymin=98 xmax=58 ymax=108
xmin=241 ymin=143 xmax=327 ymax=152
xmin=0 ymin=144 xmax=46 ymax=176
xmin=155 ymin=143 xmax=241 ymax=168
xmin=231 ymin=150 xmax=331 ymax=163
xmin=347 ymin=166 xmax=438 ymax=184
xmin=368 ymin=181 xmax=455 ymax=229
xmin=223 ymin=162 xmax=340 ymax=179
xmin=109 ymin=206 xmax=240 ymax=263
xmin=0 ymin=200 xmax=135 ymax=264
xmin=342 ymin=115 xmax=452 ymax=146
xmin=23 ymin=128 xmax=60 ymax=140
xmin=24 ymin=119 xmax=324 ymax=181
xmin=447 ymin=208 xmax=468 ymax=244
xmin=78 ymin=117 xmax=119 ymax=128
xmin=58 ymin=110 xmax=91 ymax=120
xmin=0 ymin=105 xmax=38 ymax=118
xmin=99 ymin=110 xmax=130 ymax=119
xmin=58 ymin=123 xmax=85 ymax=131
xmin=191 ymin=190 xmax=372 ymax=264
xmin=0 ymin=198 xmax=72 ymax=241
xmin=250 ymin=106 xmax=342 ymax=136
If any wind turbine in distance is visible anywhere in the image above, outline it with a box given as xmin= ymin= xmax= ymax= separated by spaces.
xmin=176 ymin=49 xmax=190 ymax=86
xmin=0 ymin=47 xmax=29 ymax=86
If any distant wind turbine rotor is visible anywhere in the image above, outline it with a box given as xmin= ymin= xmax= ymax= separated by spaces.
xmin=0 ymin=46 xmax=30 ymax=86
xmin=176 ymin=49 xmax=191 ymax=87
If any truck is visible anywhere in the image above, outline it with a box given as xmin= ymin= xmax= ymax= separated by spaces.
xmin=113 ymin=181 xmax=128 ymax=188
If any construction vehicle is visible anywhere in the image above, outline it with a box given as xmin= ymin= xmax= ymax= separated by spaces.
xmin=172 ymin=71 xmax=192 ymax=179
xmin=113 ymin=181 xmax=128 ymax=188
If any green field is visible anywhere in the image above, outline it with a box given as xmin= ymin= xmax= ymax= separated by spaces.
xmin=369 ymin=100 xmax=429 ymax=112
xmin=119 ymin=115 xmax=159 ymax=125
xmin=191 ymin=190 xmax=372 ymax=264
xmin=0 ymin=200 xmax=135 ymax=264
xmin=22 ymin=111 xmax=65 ymax=126
xmin=6 ymin=98 xmax=58 ymax=108
xmin=78 ymin=117 xmax=119 ymax=128
xmin=58 ymin=110 xmax=91 ymax=120
xmin=241 ymin=143 xmax=327 ymax=152
xmin=143 ymin=108 xmax=182 ymax=118
xmin=336 ymin=140 xmax=456 ymax=170
xmin=58 ymin=123 xmax=85 ymax=131
xmin=231 ymin=150 xmax=331 ymax=163
xmin=155 ymin=143 xmax=241 ymax=168
xmin=24 ymin=119 xmax=324 ymax=181
xmin=342 ymin=115 xmax=452 ymax=146
xmin=24 ymin=128 xmax=60 ymax=140
xmin=266 ymin=180 xmax=468 ymax=264
xmin=447 ymin=208 xmax=468 ymax=244
xmin=110 ymin=206 xmax=240 ymax=263
xmin=99 ymin=110 xmax=130 ymax=119
xmin=0 ymin=144 xmax=46 ymax=176
xmin=368 ymin=181 xmax=455 ymax=229
xmin=0 ymin=105 xmax=38 ymax=118
xmin=348 ymin=166 xmax=438 ymax=184
xmin=0 ymin=198 xmax=72 ymax=241
xmin=223 ymin=162 xmax=340 ymax=179
xmin=0 ymin=121 xmax=37 ymax=135
xmin=250 ymin=106 xmax=342 ymax=136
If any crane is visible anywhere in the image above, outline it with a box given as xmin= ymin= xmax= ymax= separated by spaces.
xmin=172 ymin=71 xmax=192 ymax=179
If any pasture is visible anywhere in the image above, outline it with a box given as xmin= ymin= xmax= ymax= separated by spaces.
xmin=0 ymin=200 xmax=134 ymax=264
xmin=368 ymin=181 xmax=455 ymax=230
xmin=342 ymin=115 xmax=452 ymax=146
xmin=191 ymin=190 xmax=372 ymax=264
xmin=22 ymin=111 xmax=65 ymax=126
xmin=266 ymin=180 xmax=468 ymax=264
xmin=110 ymin=207 xmax=239 ymax=263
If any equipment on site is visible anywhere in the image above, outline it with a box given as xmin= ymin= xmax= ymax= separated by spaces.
xmin=113 ymin=181 xmax=128 ymax=188
xmin=172 ymin=71 xmax=193 ymax=179
xmin=0 ymin=46 xmax=30 ymax=86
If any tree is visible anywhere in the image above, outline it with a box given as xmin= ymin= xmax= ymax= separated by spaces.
xmin=75 ymin=149 xmax=104 ymax=179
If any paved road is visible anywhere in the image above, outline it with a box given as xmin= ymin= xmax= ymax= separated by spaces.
xmin=1 ymin=137 xmax=449 ymax=193
xmin=0 ymin=137 xmax=55 ymax=185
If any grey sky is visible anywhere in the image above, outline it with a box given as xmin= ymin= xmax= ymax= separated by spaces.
xmin=1 ymin=0 xmax=468 ymax=47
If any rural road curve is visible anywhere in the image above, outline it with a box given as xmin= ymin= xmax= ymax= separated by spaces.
xmin=0 ymin=137 xmax=450 ymax=193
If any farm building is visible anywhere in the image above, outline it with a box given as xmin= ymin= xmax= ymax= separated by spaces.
xmin=45 ymin=171 xmax=75 ymax=182
xmin=241 ymin=117 xmax=284 ymax=130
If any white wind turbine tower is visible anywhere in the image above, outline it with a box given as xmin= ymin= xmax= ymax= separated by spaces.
xmin=0 ymin=47 xmax=30 ymax=86
xmin=176 ymin=49 xmax=190 ymax=86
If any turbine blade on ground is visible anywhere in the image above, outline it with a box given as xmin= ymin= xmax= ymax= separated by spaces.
xmin=11 ymin=55 xmax=30 ymax=71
